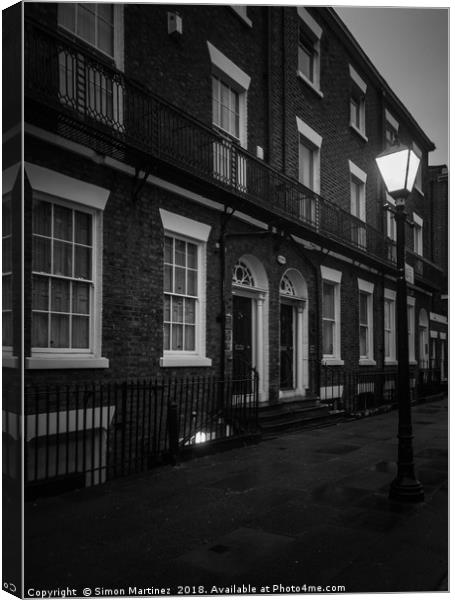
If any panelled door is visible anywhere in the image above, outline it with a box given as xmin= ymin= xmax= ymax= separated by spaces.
xmin=233 ymin=295 xmax=253 ymax=379
xmin=280 ymin=303 xmax=295 ymax=390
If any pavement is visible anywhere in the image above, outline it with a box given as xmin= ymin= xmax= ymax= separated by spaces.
xmin=24 ymin=397 xmax=448 ymax=595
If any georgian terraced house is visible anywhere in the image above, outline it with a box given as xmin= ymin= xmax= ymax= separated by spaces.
xmin=3 ymin=4 xmax=448 ymax=491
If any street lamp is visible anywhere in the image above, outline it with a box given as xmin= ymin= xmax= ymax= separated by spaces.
xmin=375 ymin=144 xmax=424 ymax=502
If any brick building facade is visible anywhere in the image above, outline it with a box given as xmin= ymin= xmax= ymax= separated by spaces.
xmin=3 ymin=5 xmax=448 ymax=486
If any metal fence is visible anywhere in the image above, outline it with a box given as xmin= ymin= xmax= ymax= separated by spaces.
xmin=319 ymin=363 xmax=446 ymax=415
xmin=15 ymin=372 xmax=258 ymax=496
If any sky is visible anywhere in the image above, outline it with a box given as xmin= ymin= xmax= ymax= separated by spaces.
xmin=335 ymin=6 xmax=449 ymax=166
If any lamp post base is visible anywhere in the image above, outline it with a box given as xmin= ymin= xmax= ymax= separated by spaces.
xmin=389 ymin=476 xmax=425 ymax=503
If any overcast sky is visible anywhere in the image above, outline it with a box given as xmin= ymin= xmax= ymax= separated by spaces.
xmin=335 ymin=6 xmax=449 ymax=166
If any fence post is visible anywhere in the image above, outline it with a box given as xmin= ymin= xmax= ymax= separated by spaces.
xmin=167 ymin=401 xmax=179 ymax=465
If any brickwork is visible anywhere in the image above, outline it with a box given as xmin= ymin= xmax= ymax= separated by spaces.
xmin=15 ymin=6 xmax=447 ymax=410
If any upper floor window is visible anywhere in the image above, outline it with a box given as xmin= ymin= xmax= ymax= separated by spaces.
xmin=412 ymin=142 xmax=423 ymax=193
xmin=349 ymin=66 xmax=367 ymax=139
xmin=212 ymin=76 xmax=240 ymax=141
xmin=385 ymin=109 xmax=399 ymax=147
xmin=59 ymin=3 xmax=114 ymax=57
xmin=349 ymin=160 xmax=367 ymax=248
xmin=413 ymin=213 xmax=423 ymax=256
xmin=296 ymin=117 xmax=322 ymax=225
xmin=297 ymin=7 xmax=322 ymax=96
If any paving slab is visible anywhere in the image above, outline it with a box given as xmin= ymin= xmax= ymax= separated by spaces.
xmin=24 ymin=396 xmax=448 ymax=594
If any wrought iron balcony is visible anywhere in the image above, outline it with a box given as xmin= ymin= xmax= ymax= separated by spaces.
xmin=25 ymin=21 xmax=396 ymax=271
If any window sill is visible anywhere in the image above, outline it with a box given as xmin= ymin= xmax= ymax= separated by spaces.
xmin=359 ymin=359 xmax=376 ymax=366
xmin=3 ymin=355 xmax=18 ymax=368
xmin=321 ymin=358 xmax=345 ymax=366
xmin=160 ymin=355 xmax=213 ymax=368
xmin=409 ymin=360 xmax=418 ymax=366
xmin=26 ymin=357 xmax=110 ymax=369
xmin=349 ymin=124 xmax=368 ymax=142
xmin=296 ymin=71 xmax=323 ymax=98
xmin=384 ymin=359 xmax=398 ymax=366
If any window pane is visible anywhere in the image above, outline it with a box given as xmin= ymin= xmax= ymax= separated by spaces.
xmin=97 ymin=16 xmax=114 ymax=55
xmin=32 ymin=276 xmax=48 ymax=310
xmin=385 ymin=331 xmax=390 ymax=357
xmin=298 ymin=45 xmax=312 ymax=80
xmin=54 ymin=205 xmax=73 ymax=241
xmin=187 ymin=270 xmax=197 ymax=296
xmin=172 ymin=297 xmax=184 ymax=323
xmin=2 ymin=313 xmax=12 ymax=347
xmin=187 ymin=243 xmax=197 ymax=268
xmin=75 ymin=211 xmax=92 ymax=245
xmin=164 ymin=265 xmax=172 ymax=293
xmin=322 ymin=321 xmax=334 ymax=355
xmin=50 ymin=313 xmax=70 ymax=348
xmin=185 ymin=298 xmax=196 ymax=324
xmin=77 ymin=4 xmax=96 ymax=45
xmin=164 ymin=295 xmax=171 ymax=322
xmin=359 ymin=326 xmax=368 ymax=356
xmin=163 ymin=323 xmax=170 ymax=350
xmin=184 ymin=325 xmax=195 ymax=351
xmin=174 ymin=267 xmax=186 ymax=294
xmin=322 ymin=282 xmax=335 ymax=319
xmin=164 ymin=237 xmax=173 ymax=263
xmin=359 ymin=293 xmax=368 ymax=324
xmin=32 ymin=200 xmax=52 ymax=236
xmin=72 ymin=315 xmax=89 ymax=348
xmin=171 ymin=324 xmax=183 ymax=351
xmin=33 ymin=236 xmax=52 ymax=273
xmin=32 ymin=313 xmax=48 ymax=347
xmin=299 ymin=141 xmax=313 ymax=189
xmin=2 ymin=200 xmax=11 ymax=237
xmin=59 ymin=2 xmax=76 ymax=31
xmin=384 ymin=301 xmax=390 ymax=329
xmin=175 ymin=239 xmax=186 ymax=266
xmin=74 ymin=245 xmax=91 ymax=279
xmin=51 ymin=278 xmax=70 ymax=313
xmin=73 ymin=282 xmax=90 ymax=314
xmin=53 ymin=241 xmax=72 ymax=276
xmin=3 ymin=238 xmax=12 ymax=273
xmin=3 ymin=276 xmax=12 ymax=310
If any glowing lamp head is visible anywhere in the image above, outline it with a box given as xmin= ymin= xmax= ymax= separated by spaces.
xmin=375 ymin=144 xmax=420 ymax=201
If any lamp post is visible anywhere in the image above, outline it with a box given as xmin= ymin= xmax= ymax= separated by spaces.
xmin=375 ymin=144 xmax=424 ymax=502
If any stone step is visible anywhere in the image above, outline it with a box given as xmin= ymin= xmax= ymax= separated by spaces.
xmin=258 ymin=398 xmax=337 ymax=434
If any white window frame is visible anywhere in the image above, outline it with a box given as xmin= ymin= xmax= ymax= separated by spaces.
xmin=349 ymin=160 xmax=367 ymax=248
xmin=208 ymin=42 xmax=250 ymax=149
xmin=321 ymin=266 xmax=343 ymax=366
xmin=58 ymin=4 xmax=124 ymax=69
xmin=25 ymin=163 xmax=110 ymax=369
xmin=296 ymin=7 xmax=323 ymax=97
xmin=349 ymin=65 xmax=367 ymax=140
xmin=358 ymin=278 xmax=375 ymax=365
xmin=407 ymin=296 xmax=416 ymax=364
xmin=159 ymin=209 xmax=212 ymax=368
xmin=296 ymin=117 xmax=322 ymax=226
xmin=412 ymin=142 xmax=423 ymax=195
xmin=413 ymin=212 xmax=423 ymax=256
xmin=385 ymin=109 xmax=399 ymax=147
xmin=384 ymin=289 xmax=397 ymax=364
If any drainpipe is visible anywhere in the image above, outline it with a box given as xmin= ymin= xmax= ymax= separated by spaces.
xmin=282 ymin=7 xmax=287 ymax=172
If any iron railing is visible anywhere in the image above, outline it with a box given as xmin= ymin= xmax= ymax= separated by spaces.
xmin=24 ymin=21 xmax=397 ymax=269
xmin=320 ymin=364 xmax=399 ymax=415
xmin=15 ymin=372 xmax=258 ymax=496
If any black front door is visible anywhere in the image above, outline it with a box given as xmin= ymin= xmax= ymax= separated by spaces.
xmin=280 ymin=303 xmax=294 ymax=390
xmin=233 ymin=295 xmax=253 ymax=379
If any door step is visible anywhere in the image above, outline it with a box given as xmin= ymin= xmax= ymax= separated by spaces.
xmin=258 ymin=398 xmax=341 ymax=435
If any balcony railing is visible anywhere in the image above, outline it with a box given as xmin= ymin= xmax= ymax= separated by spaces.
xmin=25 ymin=21 xmax=396 ymax=268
